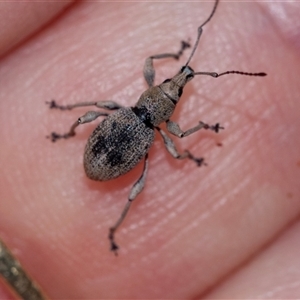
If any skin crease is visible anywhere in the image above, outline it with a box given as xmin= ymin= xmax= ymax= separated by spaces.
xmin=0 ymin=1 xmax=300 ymax=299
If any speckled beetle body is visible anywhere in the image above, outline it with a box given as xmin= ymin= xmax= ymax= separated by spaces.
xmin=47 ymin=0 xmax=266 ymax=255
xmin=84 ymin=107 xmax=154 ymax=181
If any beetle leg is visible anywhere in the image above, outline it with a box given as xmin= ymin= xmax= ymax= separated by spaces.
xmin=109 ymin=154 xmax=149 ymax=256
xmin=47 ymin=111 xmax=108 ymax=142
xmin=156 ymin=127 xmax=206 ymax=167
xmin=46 ymin=100 xmax=123 ymax=111
xmin=166 ymin=120 xmax=224 ymax=137
xmin=143 ymin=40 xmax=190 ymax=87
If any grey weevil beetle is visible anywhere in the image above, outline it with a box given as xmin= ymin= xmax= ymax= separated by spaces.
xmin=47 ymin=0 xmax=266 ymax=255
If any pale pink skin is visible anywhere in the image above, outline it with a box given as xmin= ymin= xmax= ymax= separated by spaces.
xmin=0 ymin=2 xmax=300 ymax=299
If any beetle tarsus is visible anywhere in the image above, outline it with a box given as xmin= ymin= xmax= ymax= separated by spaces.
xmin=200 ymin=122 xmax=224 ymax=133
xmin=185 ymin=151 xmax=207 ymax=167
xmin=46 ymin=100 xmax=71 ymax=110
xmin=46 ymin=132 xmax=75 ymax=142
xmin=46 ymin=132 xmax=61 ymax=142
xmin=109 ymin=228 xmax=119 ymax=256
xmin=174 ymin=40 xmax=191 ymax=59
xmin=194 ymin=157 xmax=207 ymax=167
xmin=211 ymin=123 xmax=224 ymax=133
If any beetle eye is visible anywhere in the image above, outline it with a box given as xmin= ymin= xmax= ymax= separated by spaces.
xmin=163 ymin=78 xmax=171 ymax=83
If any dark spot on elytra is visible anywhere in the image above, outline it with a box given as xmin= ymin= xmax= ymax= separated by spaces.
xmin=91 ymin=122 xmax=136 ymax=168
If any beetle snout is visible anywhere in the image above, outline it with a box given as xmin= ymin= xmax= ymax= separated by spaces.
xmin=180 ymin=66 xmax=195 ymax=81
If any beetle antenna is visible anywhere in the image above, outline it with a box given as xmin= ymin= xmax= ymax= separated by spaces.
xmin=185 ymin=0 xmax=219 ymax=67
xmin=193 ymin=70 xmax=267 ymax=77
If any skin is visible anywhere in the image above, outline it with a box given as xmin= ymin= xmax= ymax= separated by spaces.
xmin=0 ymin=1 xmax=300 ymax=299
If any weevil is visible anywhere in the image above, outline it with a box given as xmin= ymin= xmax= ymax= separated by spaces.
xmin=47 ymin=0 xmax=266 ymax=255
